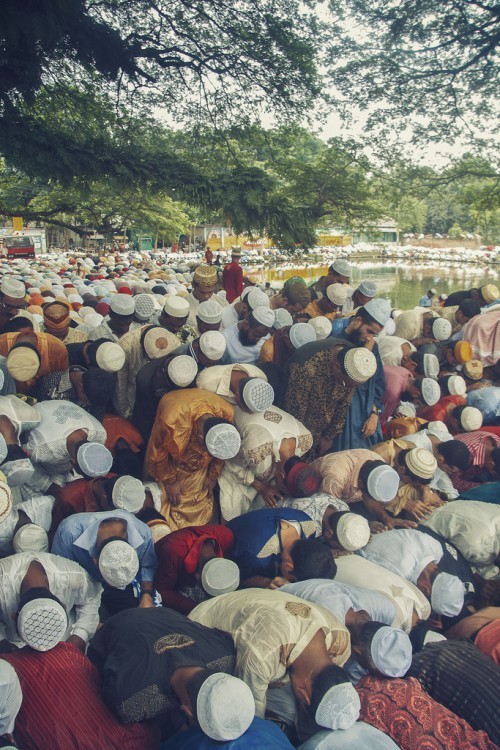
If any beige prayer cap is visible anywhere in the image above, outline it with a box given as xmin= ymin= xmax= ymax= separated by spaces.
xmin=6 ymin=343 xmax=41 ymax=381
xmin=0 ymin=277 xmax=25 ymax=299
xmin=163 ymin=296 xmax=190 ymax=318
xmin=193 ymin=265 xmax=217 ymax=287
xmin=463 ymin=359 xmax=483 ymax=380
xmin=481 ymin=284 xmax=499 ymax=304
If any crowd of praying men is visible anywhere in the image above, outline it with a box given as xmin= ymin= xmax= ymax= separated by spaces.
xmin=0 ymin=248 xmax=498 ymax=750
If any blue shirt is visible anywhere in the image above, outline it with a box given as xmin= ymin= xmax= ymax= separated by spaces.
xmin=419 ymin=295 xmax=432 ymax=307
xmin=51 ymin=509 xmax=157 ymax=582
xmin=161 ymin=718 xmax=294 ymax=750
xmin=467 ymin=387 xmax=500 ymax=425
xmin=331 ymin=317 xmax=350 ymax=336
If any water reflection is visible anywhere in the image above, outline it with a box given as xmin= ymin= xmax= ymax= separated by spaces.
xmin=245 ymin=261 xmax=497 ymax=309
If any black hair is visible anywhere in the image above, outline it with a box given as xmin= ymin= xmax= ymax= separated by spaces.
xmin=437 ymin=440 xmax=471 ymax=471
xmin=326 ymin=510 xmax=350 ymax=536
xmin=397 ymin=449 xmax=432 ymax=484
xmin=310 ymin=664 xmax=350 ymax=719
xmin=136 ymin=507 xmax=164 ymax=524
xmin=283 ymin=455 xmax=304 ymax=475
xmin=102 ymin=475 xmax=120 ymax=502
xmin=460 ymin=299 xmax=481 ymax=319
xmin=82 ymin=367 xmax=116 ymax=406
xmin=357 ymin=621 xmax=386 ymax=672
xmin=2 ymin=444 xmax=28 ymax=463
xmin=238 ymin=376 xmax=254 ymax=400
xmin=289 ymin=538 xmax=337 ymax=581
xmin=4 ymin=317 xmax=34 ymax=332
xmin=257 ymin=362 xmax=283 ymax=407
xmin=203 ymin=417 xmax=232 ymax=440
xmin=247 ymin=312 xmax=268 ymax=329
xmin=284 ymin=459 xmax=322 ymax=496
xmin=491 ymin=448 xmax=500 ymax=477
xmin=355 ymin=307 xmax=380 ymax=327
xmin=410 ymin=352 xmax=426 ymax=374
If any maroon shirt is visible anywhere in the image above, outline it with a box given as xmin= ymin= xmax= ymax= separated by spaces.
xmin=222 ymin=261 xmax=243 ymax=303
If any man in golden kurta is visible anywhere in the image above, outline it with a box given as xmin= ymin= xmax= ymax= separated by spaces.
xmin=144 ymin=388 xmax=240 ymax=530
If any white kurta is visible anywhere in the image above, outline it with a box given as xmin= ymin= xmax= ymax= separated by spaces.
xmin=358 ymin=528 xmax=443 ymax=584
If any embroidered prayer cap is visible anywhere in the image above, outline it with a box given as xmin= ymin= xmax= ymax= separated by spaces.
xmin=364 ymin=298 xmax=391 ymax=327
xmin=12 ymin=523 xmax=49 ymax=553
xmin=241 ymin=378 xmax=274 ymax=412
xmin=199 ymin=331 xmax=226 ymax=361
xmin=370 ymin=626 xmax=412 ymax=677
xmin=76 ymin=442 xmax=113 ymax=478
xmin=163 ymin=295 xmax=190 ymax=318
xmin=143 ymin=327 xmax=179 ymax=359
xmin=336 ymin=513 xmax=370 ymax=552
xmin=463 ymin=359 xmax=483 ymax=381
xmin=197 ymin=673 xmax=255 ymax=741
xmin=431 ymin=572 xmax=465 ymax=616
xmin=201 ymin=558 xmax=240 ymax=597
xmin=289 ymin=322 xmax=316 ymax=350
xmin=481 ymin=284 xmax=499 ymax=304
xmin=420 ymin=377 xmax=441 ymax=406
xmin=251 ymin=305 xmax=275 ymax=328
xmin=98 ymin=539 xmax=139 ymax=589
xmin=315 ymin=681 xmax=360 ymax=730
xmin=168 ymin=355 xmax=198 ymax=387
xmin=110 ymin=294 xmax=135 ymax=316
xmin=342 ymin=347 xmax=377 ymax=383
xmin=308 ymin=316 xmax=331 ymax=340
xmin=273 ymin=308 xmax=293 ymax=330
xmin=395 ymin=401 xmax=416 ymax=417
xmin=423 ymin=353 xmax=440 ymax=379
xmin=112 ymin=475 xmax=146 ymax=514
xmin=365 ymin=464 xmax=400 ymax=503
xmin=0 ymin=435 xmax=7 ymax=465
xmin=454 ymin=341 xmax=472 ymax=364
xmin=0 ymin=277 xmax=25 ymax=299
xmin=405 ymin=447 xmax=437 ymax=480
xmin=193 ymin=265 xmax=217 ymax=287
xmin=246 ymin=288 xmax=270 ymax=311
xmin=447 ymin=374 xmax=467 ymax=396
xmin=460 ymin=406 xmax=483 ymax=431
xmin=0 ymin=660 xmax=22 ymax=735
xmin=431 ymin=317 xmax=452 ymax=341
xmin=133 ymin=293 xmax=156 ymax=321
xmin=330 ymin=259 xmax=352 ymax=278
xmin=358 ymin=280 xmax=377 ymax=298
xmin=0 ymin=479 xmax=12 ymax=524
xmin=205 ymin=423 xmax=241 ymax=460
xmin=95 ymin=341 xmax=126 ymax=372
xmin=6 ymin=344 xmax=41 ymax=382
xmin=326 ymin=283 xmax=348 ymax=307
xmin=17 ymin=597 xmax=68 ymax=651
xmin=197 ymin=300 xmax=223 ymax=324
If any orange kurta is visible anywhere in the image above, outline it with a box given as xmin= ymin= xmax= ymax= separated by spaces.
xmin=0 ymin=331 xmax=69 ymax=394
xmin=145 ymin=388 xmax=234 ymax=530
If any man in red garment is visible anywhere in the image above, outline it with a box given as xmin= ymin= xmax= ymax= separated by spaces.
xmin=222 ymin=247 xmax=244 ymax=303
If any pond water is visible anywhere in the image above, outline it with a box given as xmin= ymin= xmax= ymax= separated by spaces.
xmin=245 ymin=261 xmax=499 ymax=309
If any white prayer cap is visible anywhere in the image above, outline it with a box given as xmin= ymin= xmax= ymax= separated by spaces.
xmin=331 ymin=259 xmax=352 ymax=278
xmin=447 ymin=374 xmax=467 ymax=396
xmin=201 ymin=558 xmax=240 ymax=597
xmin=0 ymin=479 xmax=12 ymax=524
xmin=247 ymin=288 xmax=270 ymax=310
xmin=67 ymin=293 xmax=83 ymax=304
xmin=85 ymin=312 xmax=103 ymax=328
xmin=197 ymin=673 xmax=255 ymax=741
xmin=77 ymin=442 xmax=113 ymax=478
xmin=289 ymin=322 xmax=316 ymax=350
xmin=273 ymin=308 xmax=293 ymax=330
xmin=143 ymin=327 xmax=179 ymax=359
xmin=205 ymin=423 xmax=241 ymax=459
xmin=431 ymin=572 xmax=465 ymax=616
xmin=431 ymin=317 xmax=452 ymax=341
xmin=336 ymin=513 xmax=370 ymax=552
xmin=364 ymin=298 xmax=391 ymax=327
xmin=251 ymin=305 xmax=275 ymax=328
xmin=0 ymin=277 xmax=25 ymax=298
xmin=0 ymin=369 xmax=4 ymax=392
xmin=95 ymin=341 xmax=126 ymax=372
xmin=371 ymin=626 xmax=412 ymax=677
xmin=326 ymin=283 xmax=348 ymax=307
xmin=17 ymin=597 xmax=68 ymax=651
xmin=197 ymin=300 xmax=223 ymax=324
xmin=98 ymin=539 xmax=139 ymax=589
xmin=163 ymin=295 xmax=189 ymax=318
xmin=0 ymin=660 xmax=22 ymax=735
xmin=342 ymin=347 xmax=377 ymax=383
xmin=168 ymin=355 xmax=198 ymax=387
xmin=423 ymin=353 xmax=440 ymax=379
xmin=112 ymin=476 xmax=146 ymax=514
xmin=110 ymin=295 xmax=135 ymax=316
xmin=358 ymin=280 xmax=377 ymax=298
xmin=241 ymin=378 xmax=274 ymax=412
xmin=0 ymin=435 xmax=7 ymax=464
xmin=315 ymin=681 xmax=360 ymax=730
xmin=13 ymin=523 xmax=49 ymax=553
xmin=199 ymin=331 xmax=226 ymax=361
xmin=383 ymin=318 xmax=396 ymax=336
xmin=133 ymin=293 xmax=156 ymax=321
xmin=460 ymin=406 xmax=483 ymax=431
xmin=420 ymin=377 xmax=441 ymax=406
xmin=308 ymin=316 xmax=331 ymax=340
xmin=6 ymin=345 xmax=40 ymax=382
xmin=366 ymin=464 xmax=399 ymax=503
xmin=405 ymin=447 xmax=437 ymax=480
xmin=423 ymin=630 xmax=447 ymax=645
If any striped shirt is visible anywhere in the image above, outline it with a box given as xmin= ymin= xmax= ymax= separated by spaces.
xmin=311 ymin=449 xmax=382 ymax=503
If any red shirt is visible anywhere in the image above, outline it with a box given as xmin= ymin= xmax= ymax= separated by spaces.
xmin=4 ymin=643 xmax=160 ymax=750
xmin=154 ymin=524 xmax=234 ymax=614
xmin=222 ymin=261 xmax=243 ymax=303
xmin=417 ymin=395 xmax=466 ymax=426
xmin=50 ymin=474 xmax=117 ymax=537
